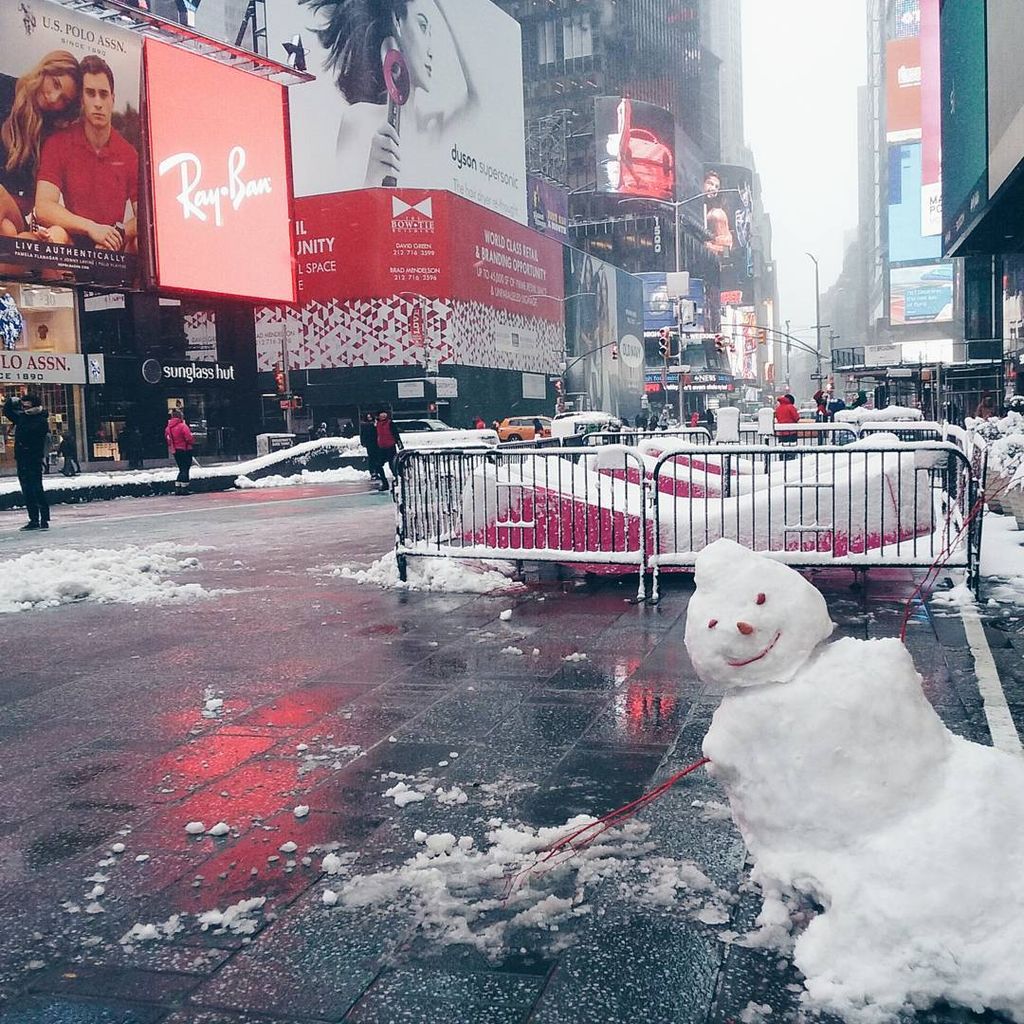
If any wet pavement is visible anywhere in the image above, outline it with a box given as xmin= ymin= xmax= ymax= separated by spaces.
xmin=0 ymin=486 xmax=1017 ymax=1023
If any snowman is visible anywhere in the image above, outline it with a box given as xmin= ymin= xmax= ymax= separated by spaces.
xmin=684 ymin=539 xmax=1024 ymax=1023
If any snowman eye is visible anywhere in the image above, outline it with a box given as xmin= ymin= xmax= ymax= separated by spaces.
xmin=708 ymin=619 xmax=718 ymax=629
xmin=756 ymin=593 xmax=766 ymax=605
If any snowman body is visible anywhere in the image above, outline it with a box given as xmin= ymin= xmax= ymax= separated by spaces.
xmin=685 ymin=540 xmax=1024 ymax=1022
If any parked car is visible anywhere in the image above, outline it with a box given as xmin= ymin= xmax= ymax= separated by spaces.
xmin=496 ymin=416 xmax=552 ymax=442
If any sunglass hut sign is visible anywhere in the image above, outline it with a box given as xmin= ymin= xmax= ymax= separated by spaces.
xmin=158 ymin=146 xmax=273 ymax=227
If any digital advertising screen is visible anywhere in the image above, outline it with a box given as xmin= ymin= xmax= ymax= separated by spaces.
xmin=889 ymin=261 xmax=953 ymax=325
xmin=0 ymin=0 xmax=142 ymax=286
xmin=703 ymin=164 xmax=754 ymax=304
xmin=527 ymin=174 xmax=569 ymax=239
xmin=940 ymin=0 xmax=988 ymax=253
xmin=887 ymin=143 xmax=942 ymax=264
xmin=145 ymin=39 xmax=296 ymax=303
xmin=886 ymin=36 xmax=922 ymax=143
xmin=595 ymin=97 xmax=675 ymax=202
xmin=264 ymin=0 xmax=527 ymax=225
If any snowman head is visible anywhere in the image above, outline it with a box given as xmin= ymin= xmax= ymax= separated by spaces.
xmin=684 ymin=539 xmax=834 ymax=689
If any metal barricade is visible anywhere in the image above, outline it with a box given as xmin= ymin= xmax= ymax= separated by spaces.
xmin=394 ymin=446 xmax=651 ymax=601
xmin=393 ymin=441 xmax=984 ymax=603
xmin=649 ymin=442 xmax=982 ymax=599
xmin=773 ymin=422 xmax=860 ymax=445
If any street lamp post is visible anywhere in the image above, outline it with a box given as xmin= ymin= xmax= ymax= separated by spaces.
xmin=806 ymin=252 xmax=822 ymax=380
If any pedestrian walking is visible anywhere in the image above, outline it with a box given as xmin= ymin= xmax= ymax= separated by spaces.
xmin=657 ymin=406 xmax=671 ymax=430
xmin=774 ymin=393 xmax=801 ymax=460
xmin=58 ymin=432 xmax=80 ymax=476
xmin=165 ymin=408 xmax=195 ymax=494
xmin=689 ymin=411 xmax=700 ymax=428
xmin=473 ymin=415 xmax=486 ymax=429
xmin=3 ymin=391 xmax=51 ymax=530
xmin=375 ymin=410 xmax=402 ymax=490
xmin=974 ymin=394 xmax=996 ymax=420
xmin=359 ymin=412 xmax=384 ymax=488
xmin=123 ymin=426 xmax=145 ymax=470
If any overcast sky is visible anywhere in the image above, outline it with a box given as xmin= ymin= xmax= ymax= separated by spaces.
xmin=742 ymin=0 xmax=868 ymax=353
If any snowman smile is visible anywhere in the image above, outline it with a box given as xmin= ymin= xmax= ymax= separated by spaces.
xmin=726 ymin=630 xmax=782 ymax=668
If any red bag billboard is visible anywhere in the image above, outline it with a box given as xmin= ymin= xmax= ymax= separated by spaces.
xmin=145 ymin=39 xmax=296 ymax=303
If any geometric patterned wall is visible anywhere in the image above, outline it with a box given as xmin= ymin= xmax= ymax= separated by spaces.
xmin=256 ymin=295 xmax=562 ymax=375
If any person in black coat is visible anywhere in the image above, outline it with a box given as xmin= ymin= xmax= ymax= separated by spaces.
xmin=58 ymin=432 xmax=80 ymax=476
xmin=359 ymin=412 xmax=383 ymax=487
xmin=3 ymin=392 xmax=51 ymax=530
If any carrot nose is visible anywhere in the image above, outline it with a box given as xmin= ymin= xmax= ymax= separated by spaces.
xmin=736 ymin=621 xmax=755 ymax=635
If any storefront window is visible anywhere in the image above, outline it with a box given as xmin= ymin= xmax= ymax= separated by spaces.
xmin=0 ymin=283 xmax=80 ymax=473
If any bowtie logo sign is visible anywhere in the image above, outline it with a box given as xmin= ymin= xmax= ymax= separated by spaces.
xmin=391 ymin=196 xmax=433 ymax=220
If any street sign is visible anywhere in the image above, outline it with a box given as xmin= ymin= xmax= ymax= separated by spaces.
xmin=809 ymin=373 xmax=826 ymax=380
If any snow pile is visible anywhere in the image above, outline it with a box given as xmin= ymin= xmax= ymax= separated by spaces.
xmin=384 ymin=781 xmax=427 ymax=807
xmin=687 ymin=539 xmax=1024 ymax=1023
xmin=834 ymin=405 xmax=923 ymax=424
xmin=335 ymin=817 xmax=715 ymax=953
xmin=197 ymin=897 xmax=266 ymax=936
xmin=235 ymin=467 xmax=370 ymax=489
xmin=327 ymin=551 xmax=524 ymax=594
xmin=0 ymin=544 xmax=214 ymax=613
xmin=120 ymin=915 xmax=184 ymax=944
xmin=980 ymin=512 xmax=1024 ymax=603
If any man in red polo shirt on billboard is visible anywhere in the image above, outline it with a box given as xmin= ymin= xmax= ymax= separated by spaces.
xmin=33 ymin=55 xmax=138 ymax=253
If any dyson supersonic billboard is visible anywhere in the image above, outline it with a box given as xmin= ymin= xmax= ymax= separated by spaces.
xmin=256 ymin=190 xmax=562 ymax=374
xmin=145 ymin=40 xmax=295 ymax=303
xmin=264 ymin=0 xmax=527 ymax=224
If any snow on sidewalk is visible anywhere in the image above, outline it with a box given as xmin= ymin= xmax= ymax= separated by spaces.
xmin=0 ymin=544 xmax=218 ymax=613
xmin=235 ymin=467 xmax=370 ymax=489
xmin=316 ymin=551 xmax=525 ymax=594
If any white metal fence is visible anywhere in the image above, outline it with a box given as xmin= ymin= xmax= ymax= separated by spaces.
xmin=394 ymin=440 xmax=984 ymax=601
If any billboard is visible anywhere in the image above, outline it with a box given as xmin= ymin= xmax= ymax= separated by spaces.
xmin=594 ymin=97 xmax=675 ymax=202
xmin=703 ymin=164 xmax=754 ymax=305
xmin=564 ymin=247 xmax=644 ymax=422
xmin=940 ymin=0 xmax=987 ymax=253
xmin=889 ymin=261 xmax=953 ymax=325
xmin=145 ymin=40 xmax=295 ymax=303
xmin=886 ymin=36 xmax=922 ymax=142
xmin=919 ymin=0 xmax=941 ymax=234
xmin=263 ymin=0 xmax=527 ymax=224
xmin=637 ymin=272 xmax=706 ymax=335
xmin=987 ymin=0 xmax=1024 ymax=198
xmin=0 ymin=0 xmax=142 ymax=286
xmin=256 ymin=189 xmax=563 ymax=373
xmin=887 ymin=143 xmax=942 ymax=263
xmin=527 ymin=174 xmax=568 ymax=239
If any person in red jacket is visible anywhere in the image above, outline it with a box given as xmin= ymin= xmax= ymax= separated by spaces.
xmin=374 ymin=410 xmax=402 ymax=491
xmin=165 ymin=407 xmax=195 ymax=494
xmin=774 ymin=393 xmax=801 ymax=459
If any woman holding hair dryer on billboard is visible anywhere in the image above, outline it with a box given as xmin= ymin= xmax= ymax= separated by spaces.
xmin=302 ymin=0 xmax=478 ymax=188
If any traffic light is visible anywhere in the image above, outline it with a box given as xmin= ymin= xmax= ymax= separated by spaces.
xmin=273 ymin=364 xmax=286 ymax=394
xmin=758 ymin=329 xmax=768 ymax=346
xmin=554 ymin=378 xmax=564 ymax=395
xmin=610 ymin=345 xmax=619 ymax=361
xmin=658 ymin=328 xmax=671 ymax=358
xmin=714 ymin=335 xmax=727 ymax=353
xmin=292 ymin=395 xmax=303 ymax=409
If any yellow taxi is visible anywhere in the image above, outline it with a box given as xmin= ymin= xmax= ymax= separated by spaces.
xmin=496 ymin=416 xmax=552 ymax=442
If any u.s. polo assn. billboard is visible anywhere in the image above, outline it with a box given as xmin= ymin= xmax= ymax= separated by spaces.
xmin=264 ymin=0 xmax=527 ymax=224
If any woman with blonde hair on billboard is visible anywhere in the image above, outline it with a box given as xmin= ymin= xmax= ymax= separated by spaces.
xmin=302 ymin=0 xmax=477 ymax=188
xmin=0 ymin=50 xmax=81 ymax=239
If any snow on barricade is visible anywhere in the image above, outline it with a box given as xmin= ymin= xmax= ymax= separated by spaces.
xmin=834 ymin=405 xmax=922 ymax=424
xmin=594 ymin=441 xmax=757 ymax=500
xmin=235 ymin=467 xmax=370 ymax=489
xmin=321 ymin=550 xmax=524 ymax=594
xmin=687 ymin=540 xmax=1024 ymax=1022
xmin=0 ymin=544 xmax=216 ymax=613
